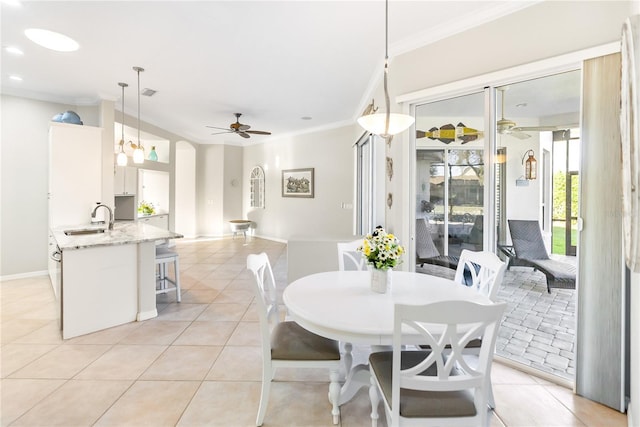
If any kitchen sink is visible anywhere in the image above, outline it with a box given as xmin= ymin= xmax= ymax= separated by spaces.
xmin=64 ymin=228 xmax=106 ymax=236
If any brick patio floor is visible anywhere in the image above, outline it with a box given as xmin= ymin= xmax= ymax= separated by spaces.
xmin=496 ymin=266 xmax=576 ymax=381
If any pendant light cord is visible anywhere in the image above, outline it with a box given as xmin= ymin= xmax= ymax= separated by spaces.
xmin=121 ymin=84 xmax=126 ymax=145
xmin=136 ymin=67 xmax=142 ymax=150
xmin=383 ymin=0 xmax=390 ymax=137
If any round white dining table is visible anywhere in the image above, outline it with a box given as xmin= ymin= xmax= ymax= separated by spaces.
xmin=283 ymin=270 xmax=492 ymax=346
xmin=283 ymin=270 xmax=493 ymax=411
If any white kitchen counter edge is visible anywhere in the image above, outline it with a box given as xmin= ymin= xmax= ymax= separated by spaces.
xmin=51 ymin=222 xmax=183 ymax=250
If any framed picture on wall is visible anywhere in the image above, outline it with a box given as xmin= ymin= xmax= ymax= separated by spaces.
xmin=282 ymin=168 xmax=314 ymax=198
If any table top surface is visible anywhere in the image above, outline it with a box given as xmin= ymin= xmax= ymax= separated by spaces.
xmin=283 ymin=270 xmax=492 ymax=345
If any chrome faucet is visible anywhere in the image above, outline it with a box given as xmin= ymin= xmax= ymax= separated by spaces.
xmin=91 ymin=204 xmax=114 ymax=230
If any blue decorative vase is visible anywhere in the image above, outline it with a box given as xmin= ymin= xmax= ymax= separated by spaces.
xmin=148 ymin=146 xmax=158 ymax=161
xmin=61 ymin=111 xmax=83 ymax=125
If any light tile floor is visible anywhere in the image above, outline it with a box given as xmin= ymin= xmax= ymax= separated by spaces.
xmin=1 ymin=237 xmax=627 ymax=426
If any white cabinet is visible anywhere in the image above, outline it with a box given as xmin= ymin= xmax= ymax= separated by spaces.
xmin=49 ymin=123 xmax=103 ymax=228
xmin=139 ymin=214 xmax=169 ymax=230
xmin=61 ymin=244 xmax=138 ymax=339
xmin=114 ymin=166 xmax=137 ymax=195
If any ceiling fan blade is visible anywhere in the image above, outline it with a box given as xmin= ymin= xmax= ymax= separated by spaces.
xmin=509 ymin=131 xmax=532 ymax=140
xmin=238 ymin=132 xmax=251 ymax=139
xmin=210 ymin=130 xmax=233 ymax=136
xmin=206 ymin=125 xmax=232 ymax=131
xmin=238 ymin=124 xmax=250 ymax=131
xmin=512 ymin=126 xmax=559 ymax=132
xmin=246 ymin=130 xmax=271 ymax=135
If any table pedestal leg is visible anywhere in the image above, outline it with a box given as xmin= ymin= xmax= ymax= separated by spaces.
xmin=342 ymin=342 xmax=353 ymax=380
xmin=337 ymin=364 xmax=371 ymax=405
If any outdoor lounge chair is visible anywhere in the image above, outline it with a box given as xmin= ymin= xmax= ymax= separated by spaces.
xmin=505 ymin=219 xmax=576 ymax=293
xmin=416 ymin=218 xmax=459 ymax=270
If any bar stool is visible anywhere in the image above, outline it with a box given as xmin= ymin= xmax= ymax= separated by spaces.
xmin=156 ymin=246 xmax=181 ymax=302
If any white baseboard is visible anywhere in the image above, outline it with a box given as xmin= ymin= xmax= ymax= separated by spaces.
xmin=0 ymin=270 xmax=48 ymax=282
xmin=137 ymin=309 xmax=158 ymax=321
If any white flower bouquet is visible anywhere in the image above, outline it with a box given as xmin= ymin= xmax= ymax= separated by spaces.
xmin=357 ymin=226 xmax=405 ymax=270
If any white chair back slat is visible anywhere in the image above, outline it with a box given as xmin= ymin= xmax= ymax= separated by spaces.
xmin=454 ymin=249 xmax=507 ymax=301
xmin=337 ymin=239 xmax=366 ymax=271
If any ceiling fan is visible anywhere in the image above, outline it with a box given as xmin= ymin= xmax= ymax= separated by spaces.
xmin=497 ymin=87 xmax=558 ymax=139
xmin=207 ymin=113 xmax=272 ymax=139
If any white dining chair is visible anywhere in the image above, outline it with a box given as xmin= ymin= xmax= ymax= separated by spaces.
xmin=369 ymin=300 xmax=506 ymax=427
xmin=336 ymin=239 xmax=367 ymax=376
xmin=337 ymin=239 xmax=366 ymax=271
xmin=453 ymin=249 xmax=506 ymax=410
xmin=454 ymin=249 xmax=507 ymax=302
xmin=247 ymin=252 xmax=342 ymax=426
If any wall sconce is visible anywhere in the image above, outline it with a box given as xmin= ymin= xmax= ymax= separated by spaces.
xmin=522 ymin=149 xmax=537 ymax=180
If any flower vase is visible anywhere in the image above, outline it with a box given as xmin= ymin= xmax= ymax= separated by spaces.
xmin=369 ymin=266 xmax=391 ymax=293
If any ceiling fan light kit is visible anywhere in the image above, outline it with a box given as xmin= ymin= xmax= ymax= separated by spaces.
xmin=357 ymin=0 xmax=414 ymax=138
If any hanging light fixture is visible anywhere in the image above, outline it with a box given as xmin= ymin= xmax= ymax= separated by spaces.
xmin=357 ymin=0 xmax=414 ymax=138
xmin=522 ymin=149 xmax=537 ymax=180
xmin=132 ymin=66 xmax=145 ymax=164
xmin=116 ymin=82 xmax=128 ymax=166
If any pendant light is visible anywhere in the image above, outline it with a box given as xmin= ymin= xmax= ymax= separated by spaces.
xmin=132 ymin=66 xmax=145 ymax=164
xmin=357 ymin=0 xmax=414 ymax=138
xmin=116 ymin=82 xmax=128 ymax=166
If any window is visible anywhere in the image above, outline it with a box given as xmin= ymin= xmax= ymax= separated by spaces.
xmin=250 ymin=166 xmax=265 ymax=208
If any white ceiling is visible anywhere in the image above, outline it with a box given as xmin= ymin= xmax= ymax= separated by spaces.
xmin=1 ymin=1 xmax=543 ymax=145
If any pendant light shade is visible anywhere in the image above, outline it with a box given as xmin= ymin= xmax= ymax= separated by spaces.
xmin=132 ymin=66 xmax=145 ymax=164
xmin=116 ymin=82 xmax=128 ymax=167
xmin=357 ymin=112 xmax=415 ymax=136
xmin=357 ymin=0 xmax=414 ymax=138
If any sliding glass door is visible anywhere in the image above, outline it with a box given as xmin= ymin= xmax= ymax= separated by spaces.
xmin=412 ymin=70 xmax=581 ymax=383
xmin=414 ymin=92 xmax=485 ymax=259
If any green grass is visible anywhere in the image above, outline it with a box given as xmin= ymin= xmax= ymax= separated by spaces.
xmin=552 ymin=222 xmax=577 ymax=255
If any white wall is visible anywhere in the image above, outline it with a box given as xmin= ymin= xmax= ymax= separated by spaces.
xmin=242 ymin=125 xmax=358 ymax=241
xmin=0 ymin=95 xmax=100 ymax=277
xmin=175 ymin=141 xmax=197 ymax=237
xmin=223 ymin=145 xmax=244 ymax=233
xmin=196 ymin=144 xmax=224 ymax=236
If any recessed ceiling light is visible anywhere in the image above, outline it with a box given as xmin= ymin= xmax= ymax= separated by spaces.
xmin=4 ymin=46 xmax=24 ymax=55
xmin=24 ymin=28 xmax=79 ymax=52
xmin=9 ymin=75 xmax=23 ymax=81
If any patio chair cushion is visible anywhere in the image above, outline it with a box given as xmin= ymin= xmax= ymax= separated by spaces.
xmin=507 ymin=220 xmax=576 ymax=293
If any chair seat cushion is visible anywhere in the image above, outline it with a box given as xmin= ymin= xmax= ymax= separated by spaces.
xmin=419 ymin=337 xmax=482 ymax=351
xmin=155 ymin=248 xmax=178 ymax=260
xmin=369 ymin=351 xmax=477 ymax=418
xmin=271 ymin=321 xmax=340 ymax=361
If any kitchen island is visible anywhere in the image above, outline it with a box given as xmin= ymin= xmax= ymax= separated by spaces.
xmin=50 ymin=222 xmax=182 ymax=339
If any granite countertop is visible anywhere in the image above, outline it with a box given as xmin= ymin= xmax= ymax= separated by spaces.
xmin=137 ymin=212 xmax=168 ymax=219
xmin=51 ymin=222 xmax=183 ymax=251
